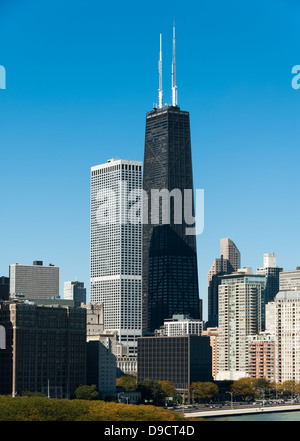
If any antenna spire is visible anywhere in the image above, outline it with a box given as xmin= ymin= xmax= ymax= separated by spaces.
xmin=172 ymin=18 xmax=178 ymax=107
xmin=158 ymin=33 xmax=163 ymax=109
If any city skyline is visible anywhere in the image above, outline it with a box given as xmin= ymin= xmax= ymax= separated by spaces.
xmin=1 ymin=0 xmax=300 ymax=321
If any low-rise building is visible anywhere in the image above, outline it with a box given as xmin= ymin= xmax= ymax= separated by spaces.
xmin=137 ymin=335 xmax=212 ymax=398
xmin=0 ymin=300 xmax=86 ymax=398
xmin=248 ymin=333 xmax=276 ymax=382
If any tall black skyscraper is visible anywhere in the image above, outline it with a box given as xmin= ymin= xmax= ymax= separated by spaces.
xmin=142 ymin=25 xmax=200 ymax=332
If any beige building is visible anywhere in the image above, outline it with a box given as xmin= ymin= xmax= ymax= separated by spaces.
xmin=83 ymin=302 xmax=137 ymax=375
xmin=202 ymin=327 xmax=218 ymax=380
xmin=84 ymin=302 xmax=104 ymax=336
xmin=279 ymin=267 xmax=300 ymax=292
xmin=220 ymin=238 xmax=240 ymax=272
xmin=273 ymin=291 xmax=300 ymax=384
xmin=208 ymin=238 xmax=240 ymax=285
xmin=10 ymin=261 xmax=59 ymax=299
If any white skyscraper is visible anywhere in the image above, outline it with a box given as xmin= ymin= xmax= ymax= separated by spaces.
xmin=90 ymin=159 xmax=143 ymax=360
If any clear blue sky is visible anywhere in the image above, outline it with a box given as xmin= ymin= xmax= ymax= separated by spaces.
xmin=1 ymin=0 xmax=300 ymax=320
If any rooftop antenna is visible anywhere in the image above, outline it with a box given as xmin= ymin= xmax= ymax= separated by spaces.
xmin=158 ymin=33 xmax=163 ymax=108
xmin=171 ymin=18 xmax=178 ymax=107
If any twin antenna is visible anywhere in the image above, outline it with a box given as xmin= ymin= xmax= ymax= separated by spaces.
xmin=158 ymin=19 xmax=178 ymax=109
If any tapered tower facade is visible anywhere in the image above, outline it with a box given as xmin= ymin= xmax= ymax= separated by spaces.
xmin=142 ymin=25 xmax=200 ymax=332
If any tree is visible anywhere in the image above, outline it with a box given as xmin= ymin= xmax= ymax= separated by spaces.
xmin=252 ymin=378 xmax=271 ymax=400
xmin=190 ymin=382 xmax=218 ymax=403
xmin=137 ymin=379 xmax=166 ymax=405
xmin=278 ymin=380 xmax=297 ymax=398
xmin=253 ymin=378 xmax=270 ymax=390
xmin=157 ymin=381 xmax=177 ymax=401
xmin=20 ymin=391 xmax=46 ymax=398
xmin=74 ymin=384 xmax=99 ymax=400
xmin=231 ymin=378 xmax=254 ymax=401
xmin=116 ymin=375 xmax=137 ymax=392
xmin=295 ymin=382 xmax=300 ymax=396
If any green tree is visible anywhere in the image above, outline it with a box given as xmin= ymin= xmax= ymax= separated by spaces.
xmin=231 ymin=377 xmax=254 ymax=401
xmin=190 ymin=382 xmax=218 ymax=403
xmin=74 ymin=384 xmax=99 ymax=400
xmin=116 ymin=375 xmax=137 ymax=392
xmin=20 ymin=391 xmax=47 ymax=397
xmin=279 ymin=380 xmax=297 ymax=398
xmin=0 ymin=396 xmax=186 ymax=421
xmin=295 ymin=382 xmax=300 ymax=396
xmin=252 ymin=378 xmax=271 ymax=400
xmin=137 ymin=379 xmax=166 ymax=405
xmin=253 ymin=378 xmax=270 ymax=390
xmin=157 ymin=380 xmax=177 ymax=401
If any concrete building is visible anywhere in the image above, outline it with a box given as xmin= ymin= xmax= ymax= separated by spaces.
xmin=84 ymin=302 xmax=137 ymax=376
xmin=85 ymin=302 xmax=117 ymax=393
xmin=257 ymin=253 xmax=282 ymax=329
xmin=85 ymin=302 xmax=104 ymax=336
xmin=161 ymin=314 xmax=204 ymax=337
xmin=64 ymin=281 xmax=86 ymax=307
xmin=202 ymin=327 xmax=218 ymax=380
xmin=265 ymin=301 xmax=276 ymax=335
xmin=90 ymin=159 xmax=143 ymax=363
xmin=279 ymin=267 xmax=300 ymax=292
xmin=137 ymin=335 xmax=212 ymax=397
xmin=86 ymin=336 xmax=117 ymax=399
xmin=0 ymin=300 xmax=86 ymax=397
xmin=9 ymin=261 xmax=59 ymax=299
xmin=117 ymin=391 xmax=141 ymax=404
xmin=248 ymin=333 xmax=276 ymax=383
xmin=220 ymin=238 xmax=241 ymax=272
xmin=273 ymin=291 xmax=300 ymax=384
xmin=207 ymin=238 xmax=240 ymax=327
xmin=216 ymin=269 xmax=265 ymax=381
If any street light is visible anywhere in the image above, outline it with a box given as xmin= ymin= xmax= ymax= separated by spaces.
xmin=226 ymin=391 xmax=234 ymax=409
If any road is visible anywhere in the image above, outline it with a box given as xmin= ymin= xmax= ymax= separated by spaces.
xmin=179 ymin=401 xmax=300 ymax=418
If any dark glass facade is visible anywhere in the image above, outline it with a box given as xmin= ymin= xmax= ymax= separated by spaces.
xmin=261 ymin=266 xmax=282 ymax=330
xmin=208 ymin=272 xmax=226 ymax=328
xmin=137 ymin=335 xmax=212 ymax=393
xmin=0 ymin=277 xmax=9 ymax=301
xmin=143 ymin=106 xmax=200 ymax=332
xmin=208 ymin=258 xmax=235 ymax=328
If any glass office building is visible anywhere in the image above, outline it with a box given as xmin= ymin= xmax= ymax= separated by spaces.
xmin=137 ymin=335 xmax=212 ymax=395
